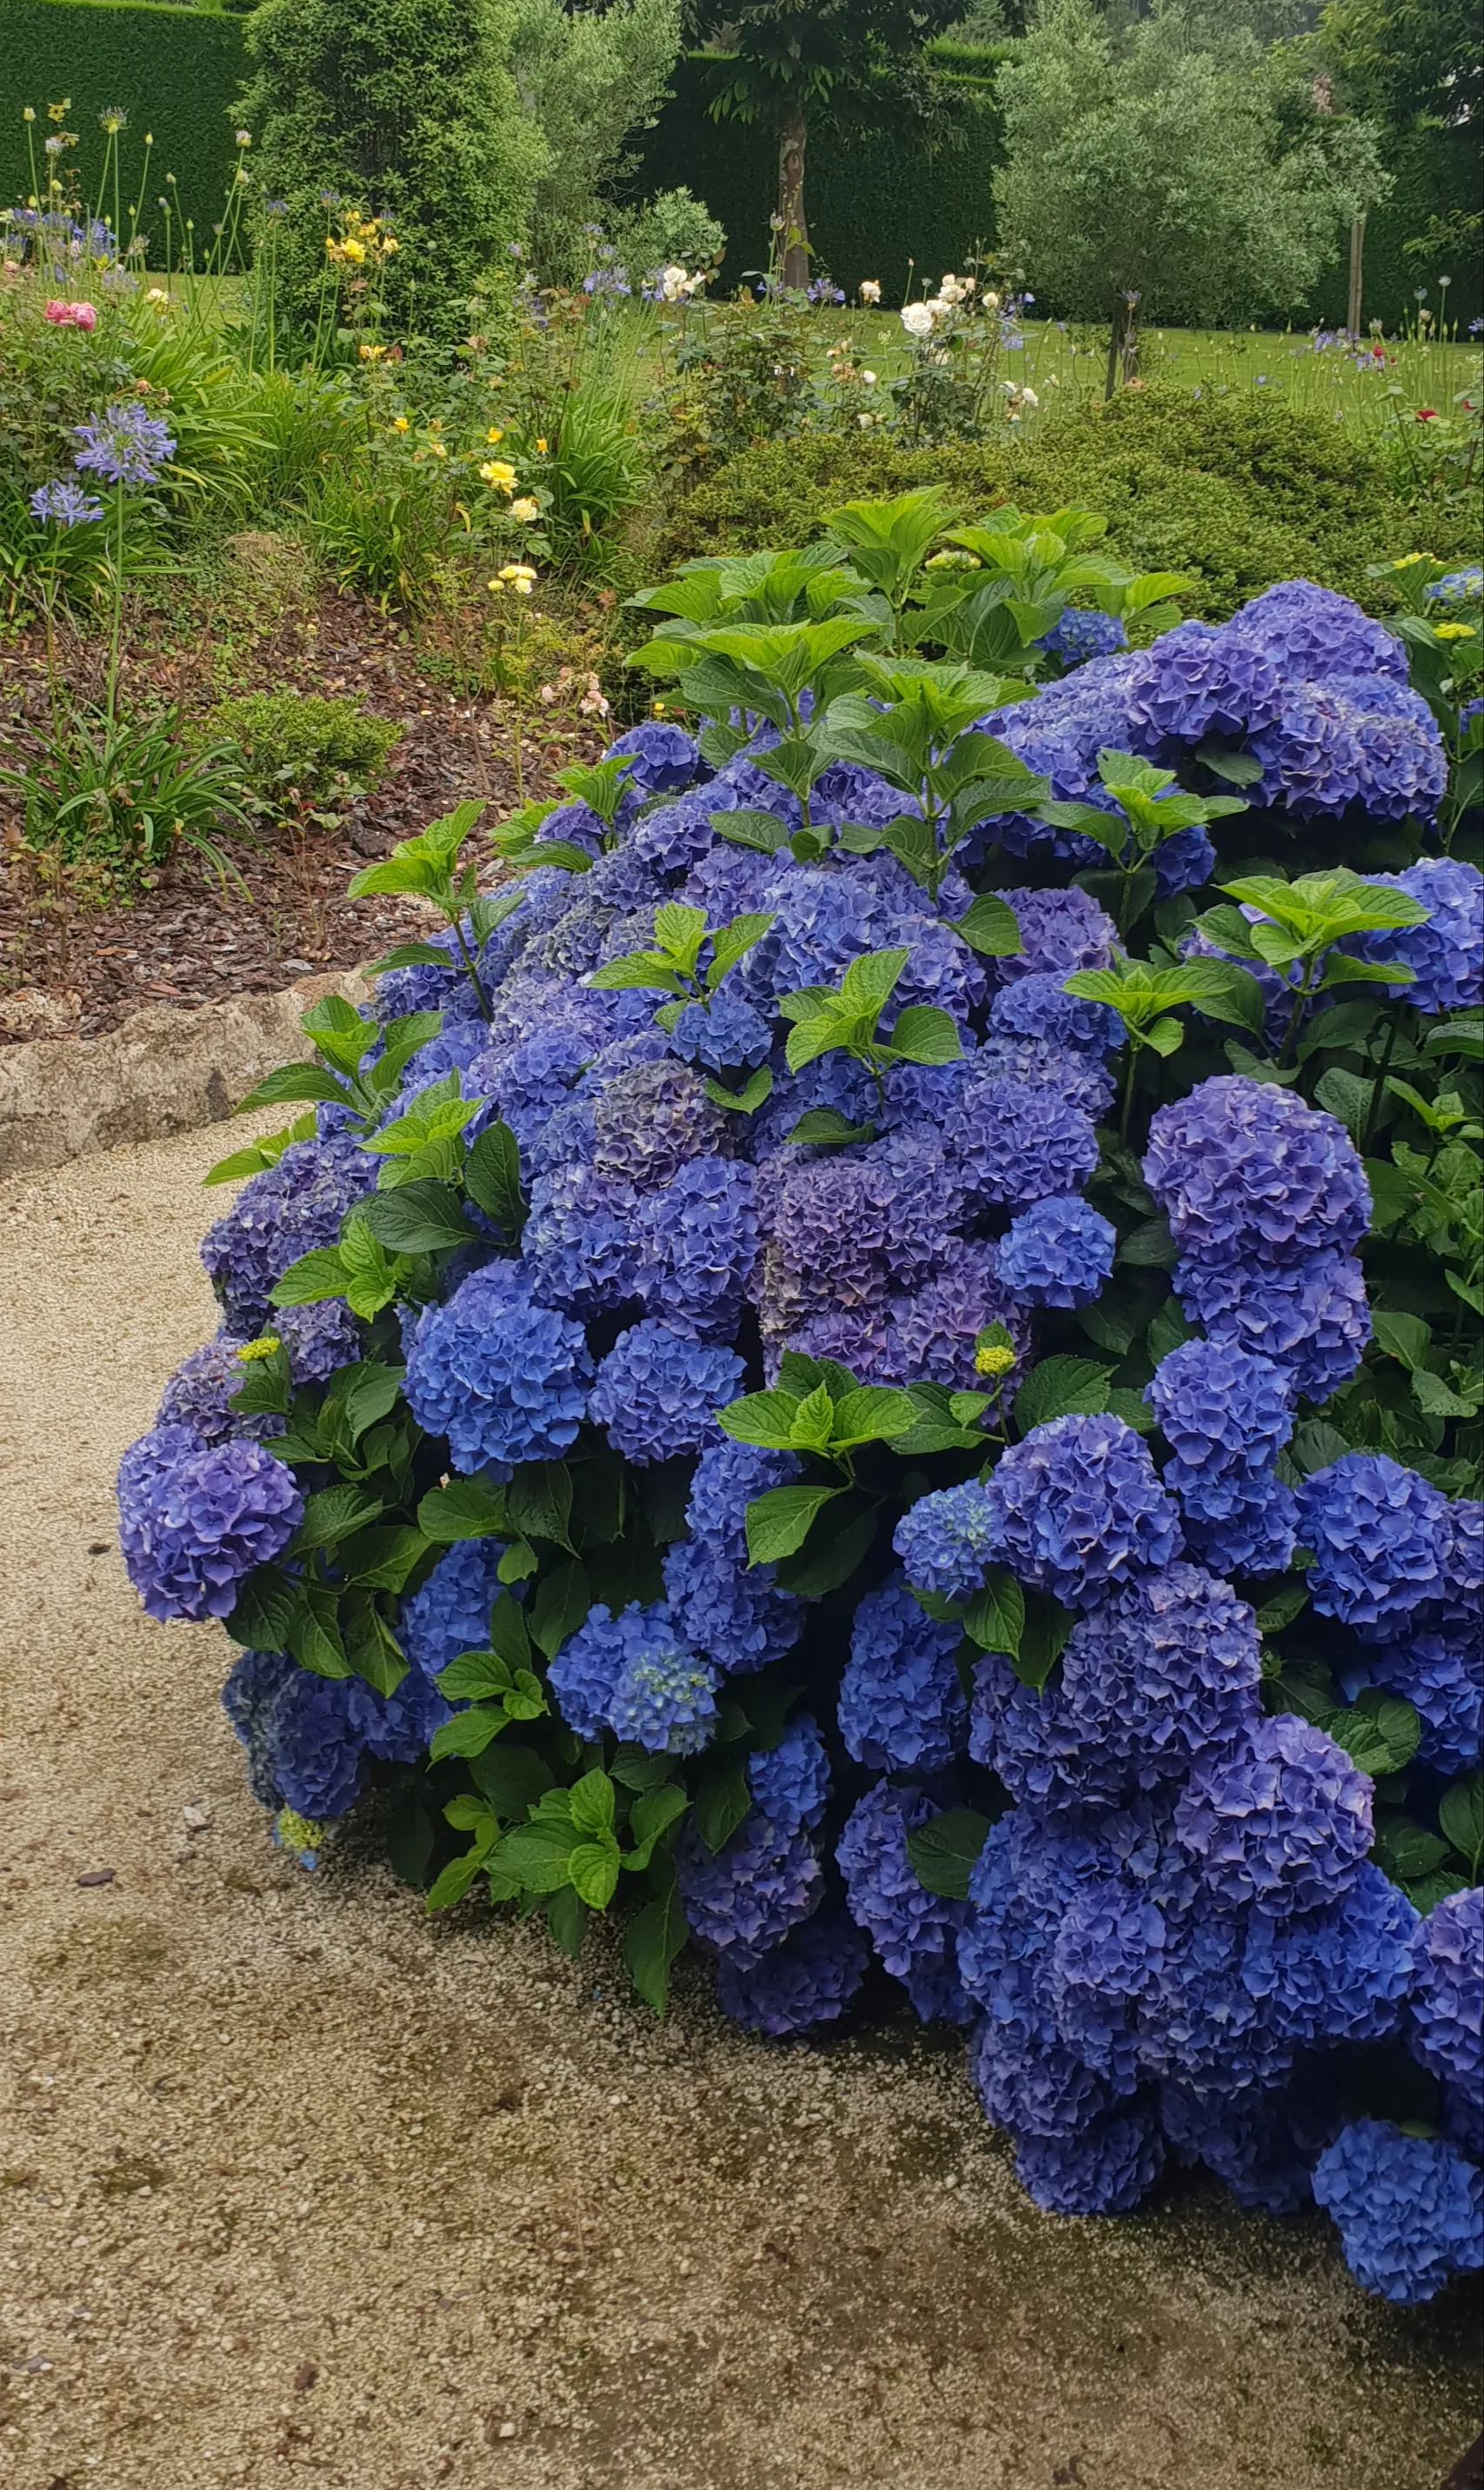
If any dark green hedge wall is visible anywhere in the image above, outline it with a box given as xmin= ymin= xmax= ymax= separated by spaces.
xmin=0 ymin=0 xmax=244 ymax=240
xmin=625 ymin=48 xmax=1010 ymax=304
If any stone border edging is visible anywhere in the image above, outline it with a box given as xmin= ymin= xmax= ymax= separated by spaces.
xmin=0 ymin=969 xmax=373 ymax=1178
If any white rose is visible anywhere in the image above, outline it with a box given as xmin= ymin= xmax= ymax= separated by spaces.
xmin=862 ymin=369 xmax=876 ymax=384
xmin=859 ymin=278 xmax=882 ymax=305
xmin=900 ymin=302 xmax=934 ymax=337
xmin=1021 ymin=388 xmax=1039 ymax=408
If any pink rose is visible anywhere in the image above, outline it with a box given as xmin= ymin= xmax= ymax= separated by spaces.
xmin=70 ymin=300 xmax=97 ymax=330
xmin=42 ymin=299 xmax=96 ymax=330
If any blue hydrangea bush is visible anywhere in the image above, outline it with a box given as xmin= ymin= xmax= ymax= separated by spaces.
xmin=118 ymin=499 xmax=1484 ymax=2306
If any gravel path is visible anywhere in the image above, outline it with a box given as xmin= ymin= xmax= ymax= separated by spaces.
xmin=1 ymin=1122 xmax=1479 ymax=2490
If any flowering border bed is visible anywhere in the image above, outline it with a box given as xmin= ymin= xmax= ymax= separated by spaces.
xmin=116 ymin=498 xmax=1484 ymax=2307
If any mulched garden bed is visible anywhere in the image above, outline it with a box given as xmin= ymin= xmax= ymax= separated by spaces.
xmin=0 ymin=574 xmax=605 ymax=1044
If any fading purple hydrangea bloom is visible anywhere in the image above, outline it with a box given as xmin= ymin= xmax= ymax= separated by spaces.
xmin=676 ymin=1809 xmax=823 ymax=1963
xmin=591 ymin=1056 xmax=726 ymax=1190
xmin=156 ymin=1333 xmax=283 ymax=1445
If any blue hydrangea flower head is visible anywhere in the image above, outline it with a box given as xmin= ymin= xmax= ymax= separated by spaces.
xmin=989 ymin=972 xmax=1118 ymax=1056
xmin=1352 ymin=858 xmax=1484 ymax=1013
xmin=1161 ymin=2075 xmax=1335 ymax=2216
xmin=995 ymin=1193 xmax=1116 ymax=1308
xmin=1409 ymin=1887 xmax=1483 ymax=2101
xmin=984 ymin=1413 xmax=1181 ymax=1609
xmin=994 ymin=885 xmax=1115 ymax=986
xmin=222 ymin=1647 xmax=299 ymax=1808
xmin=747 ymin=1715 xmax=830 ymax=1833
xmin=1241 ymin=1862 xmax=1418 ymax=2050
xmin=1295 ymin=1453 xmax=1450 ymax=1631
xmin=835 ymin=1779 xmax=968 ymax=1989
xmin=1060 ymin=1562 xmax=1261 ymax=1781
xmin=715 ymin=1909 xmax=868 ymax=2036
xmin=670 ymin=993 xmax=774 ymax=1073
xmin=1312 ymin=2120 xmax=1484 ymax=2303
xmin=894 ymin=1479 xmax=1002 ymax=1599
xmin=403 ymin=1262 xmax=591 ymax=1474
xmin=838 ymin=1579 xmax=968 ymax=1774
xmin=1175 ymin=1248 xmax=1371 ymax=1405
xmin=1145 ymin=1076 xmax=1369 ymax=1275
xmin=116 ymin=1424 xmax=303 ymax=1622
xmin=1038 ymin=606 xmax=1128 ymax=669
xmin=947 ymin=1075 xmax=1099 ymax=1214
xmin=969 ymin=1651 xmax=1131 ymax=1815
xmin=675 ymin=1809 xmax=823 ymax=1962
xmin=274 ymin=1298 xmax=363 ymax=1385
xmin=397 ymin=1538 xmax=508 ymax=1678
xmin=1153 ymin=823 xmax=1216 ymax=899
xmin=1174 ymin=1714 xmax=1372 ymax=1916
xmin=1146 ymin=1336 xmax=1294 ymax=1476
xmin=662 ymin=1535 xmax=804 ymax=1674
xmin=201 ymin=1135 xmax=374 ymax=1331
xmin=636 ymin=1155 xmax=758 ymax=1341
xmin=1347 ymin=1629 xmax=1481 ymax=1778
xmin=1014 ymin=2101 xmax=1164 ymax=2215
xmin=226 ymin=1656 xmax=367 ymax=1822
xmin=969 ymin=2014 xmax=1114 ymax=2144
xmin=156 ymin=1332 xmax=283 ymax=1445
xmin=605 ymin=718 xmax=704 ymax=796
xmin=1168 ymin=1464 xmax=1299 ymax=1577
xmin=589 ymin=1321 xmax=743 ymax=1464
xmin=524 ymin=1162 xmax=643 ymax=1315
xmin=603 ymin=1604 xmax=719 ymax=1755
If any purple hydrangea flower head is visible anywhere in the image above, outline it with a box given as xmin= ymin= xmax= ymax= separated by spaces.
xmin=895 ymin=1479 xmax=1002 ymax=1599
xmin=156 ymin=1333 xmax=283 ymax=1445
xmin=1409 ymin=1888 xmax=1483 ymax=2101
xmin=1312 ymin=2120 xmax=1484 ymax=2303
xmin=1146 ymin=1337 xmax=1294 ymax=1476
xmin=201 ymin=1135 xmax=374 ymax=1331
xmin=1145 ymin=1077 xmax=1369 ymax=1275
xmin=222 ymin=1647 xmax=299 ymax=1808
xmin=670 ymin=992 xmax=774 ymax=1073
xmin=1241 ymin=1863 xmax=1418 ymax=2049
xmin=524 ymin=1162 xmax=643 ymax=1313
xmin=396 ymin=1537 xmax=507 ymax=1678
xmin=984 ymin=1414 xmax=1181 ymax=1609
xmin=1352 ymin=858 xmax=1484 ymax=1012
xmin=989 ymin=972 xmax=1118 ymax=1056
xmin=1426 ymin=1499 xmax=1484 ymax=1641
xmin=662 ymin=1535 xmax=803 ymax=1675
xmin=491 ymin=1026 xmax=593 ymax=1153
xmin=1060 ymin=1563 xmax=1261 ymax=1781
xmin=838 ymin=1579 xmax=969 ymax=1774
xmin=1348 ymin=1629 xmax=1481 ymax=1777
xmin=73 ymin=396 xmax=176 ymax=484
xmin=947 ymin=1075 xmax=1099 ymax=1214
xmin=636 ymin=1155 xmax=757 ymax=1340
xmin=995 ymin=1194 xmax=1116 ymax=1308
xmin=403 ymin=1262 xmax=591 ymax=1473
xmin=836 ymin=1779 xmax=968 ymax=1987
xmin=1014 ymin=2101 xmax=1164 ymax=2214
xmin=1295 ymin=1454 xmax=1451 ymax=1632
xmin=116 ymin=1424 xmax=303 ymax=1622
xmin=994 ymin=885 xmax=1115 ymax=986
xmin=604 ymin=719 xmax=703 ymax=796
xmin=1174 ymin=1714 xmax=1372 ymax=1916
xmin=675 ymin=1809 xmax=823 ymax=1962
xmin=969 ymin=2014 xmax=1114 ymax=2143
xmin=629 ymin=788 xmax=723 ymax=876
xmin=762 ymin=1131 xmax=961 ymax=1328
xmin=1161 ymin=2074 xmax=1334 ymax=2216
xmin=1176 ymin=1248 xmax=1371 ymax=1404
xmin=609 ymin=1624 xmax=719 ymax=1757
xmin=589 ymin=1320 xmax=742 ymax=1464
xmin=874 ymin=1239 xmax=1029 ymax=1400
xmin=1153 ymin=822 xmax=1217 ymax=898
xmin=970 ymin=1650 xmax=1129 ymax=1814
xmin=715 ymin=1909 xmax=868 ymax=2037
xmin=274 ymin=1297 xmax=363 ymax=1385
xmin=1124 ymin=616 xmax=1285 ymax=748
xmin=1169 ymin=1464 xmax=1299 ymax=1576
xmin=1229 ymin=580 xmax=1410 ymax=688
xmin=591 ymin=1056 xmax=724 ymax=1190
xmin=257 ymin=1662 xmax=367 ymax=1822
xmin=747 ymin=1715 xmax=830 ymax=1833
xmin=349 ymin=1665 xmax=452 ymax=1765
xmin=1038 ymin=606 xmax=1128 ymax=669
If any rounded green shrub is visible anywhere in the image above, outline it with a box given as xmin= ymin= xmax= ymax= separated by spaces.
xmin=213 ymin=691 xmax=400 ymax=805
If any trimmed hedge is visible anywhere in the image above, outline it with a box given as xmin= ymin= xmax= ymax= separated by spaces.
xmin=0 ymin=0 xmax=244 ymax=238
xmin=624 ymin=48 xmax=1011 ymax=304
xmin=648 ymin=388 xmax=1484 ymax=618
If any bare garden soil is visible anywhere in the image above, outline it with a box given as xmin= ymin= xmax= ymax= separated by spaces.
xmin=0 ymin=565 xmax=607 ymax=1045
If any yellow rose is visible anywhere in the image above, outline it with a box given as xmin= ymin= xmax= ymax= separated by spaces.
xmin=479 ymin=460 xmax=517 ymax=492
xmin=536 ymin=436 xmax=549 ymax=454
xmin=509 ymin=496 xmax=540 ymax=523
xmin=486 ymin=426 xmax=504 ymax=444
xmin=392 ymin=415 xmax=409 ymax=432
xmin=341 ymin=237 xmax=366 ymax=265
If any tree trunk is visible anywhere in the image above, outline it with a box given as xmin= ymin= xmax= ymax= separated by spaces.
xmin=777 ymin=100 xmax=809 ymax=291
xmin=1104 ymin=294 xmax=1141 ymax=399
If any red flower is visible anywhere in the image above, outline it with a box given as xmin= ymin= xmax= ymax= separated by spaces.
xmin=1416 ymin=407 xmax=1439 ymax=421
